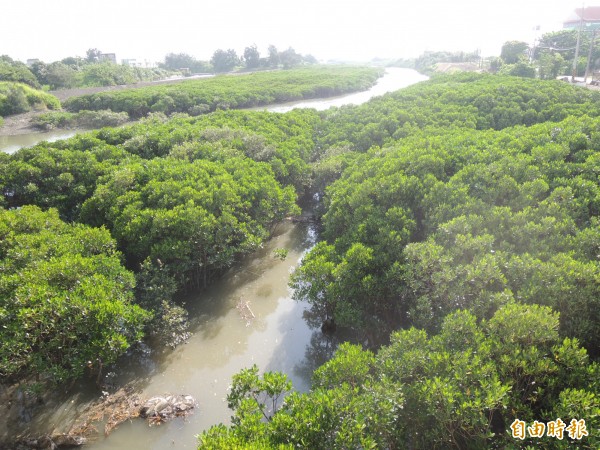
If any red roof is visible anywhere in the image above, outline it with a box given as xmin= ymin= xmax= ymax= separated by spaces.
xmin=564 ymin=6 xmax=600 ymax=25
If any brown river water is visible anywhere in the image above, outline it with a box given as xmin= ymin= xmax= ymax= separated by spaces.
xmin=0 ymin=68 xmax=427 ymax=448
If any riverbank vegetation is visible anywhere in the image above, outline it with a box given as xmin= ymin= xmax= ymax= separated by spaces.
xmin=32 ymin=109 xmax=129 ymax=130
xmin=0 ymin=82 xmax=61 ymax=116
xmin=0 ymin=206 xmax=149 ymax=382
xmin=200 ymin=304 xmax=598 ymax=449
xmin=293 ymin=74 xmax=600 ymax=351
xmin=63 ymin=66 xmax=383 ymax=118
xmin=2 ymin=72 xmax=600 ymax=447
xmin=0 ymin=107 xmax=320 ymax=384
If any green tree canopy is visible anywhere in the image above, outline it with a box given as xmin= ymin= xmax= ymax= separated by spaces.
xmin=80 ymin=157 xmax=298 ymax=288
xmin=0 ymin=55 xmax=40 ymax=88
xmin=243 ymin=45 xmax=261 ymax=69
xmin=500 ymin=40 xmax=530 ymax=64
xmin=0 ymin=206 xmax=150 ymax=383
xmin=161 ymin=52 xmax=211 ymax=73
xmin=211 ymin=49 xmax=240 ymax=73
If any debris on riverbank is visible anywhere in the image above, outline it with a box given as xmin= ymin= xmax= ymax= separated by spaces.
xmin=14 ymin=388 xmax=196 ymax=449
xmin=139 ymin=394 xmax=197 ymax=425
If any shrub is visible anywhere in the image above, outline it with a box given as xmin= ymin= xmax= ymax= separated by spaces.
xmin=32 ymin=109 xmax=129 ymax=130
xmin=0 ymin=82 xmax=60 ymax=116
xmin=0 ymin=206 xmax=150 ymax=383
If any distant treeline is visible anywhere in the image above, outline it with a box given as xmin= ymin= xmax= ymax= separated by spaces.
xmin=0 ymin=53 xmax=172 ymax=91
xmin=391 ymin=28 xmax=599 ymax=80
xmin=0 ymin=44 xmax=318 ymax=93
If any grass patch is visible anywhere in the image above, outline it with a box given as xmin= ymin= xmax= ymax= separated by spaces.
xmin=0 ymin=81 xmax=61 ymax=116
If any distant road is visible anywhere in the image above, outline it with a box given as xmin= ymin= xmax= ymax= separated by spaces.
xmin=49 ymin=74 xmax=214 ymax=102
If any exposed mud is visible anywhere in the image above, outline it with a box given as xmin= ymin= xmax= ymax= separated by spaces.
xmin=0 ymin=111 xmax=46 ymax=136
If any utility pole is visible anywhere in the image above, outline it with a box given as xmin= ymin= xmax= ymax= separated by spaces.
xmin=585 ymin=29 xmax=597 ymax=83
xmin=573 ymin=4 xmax=585 ymax=82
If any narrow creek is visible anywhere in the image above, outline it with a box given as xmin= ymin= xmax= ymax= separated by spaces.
xmin=89 ymin=216 xmax=322 ymax=449
xmin=1 ymin=68 xmax=427 ymax=448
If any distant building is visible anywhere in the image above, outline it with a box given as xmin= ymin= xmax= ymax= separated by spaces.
xmin=26 ymin=58 xmax=40 ymax=67
xmin=99 ymin=53 xmax=117 ymax=63
xmin=122 ymin=58 xmax=138 ymax=66
xmin=564 ymin=6 xmax=600 ymax=30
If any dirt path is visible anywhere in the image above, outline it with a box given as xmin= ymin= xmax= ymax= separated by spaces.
xmin=48 ymin=74 xmax=213 ymax=102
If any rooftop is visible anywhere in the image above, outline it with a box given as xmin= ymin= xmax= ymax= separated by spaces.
xmin=564 ymin=6 xmax=600 ymax=26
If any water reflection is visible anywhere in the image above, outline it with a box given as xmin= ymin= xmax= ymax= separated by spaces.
xmin=264 ymin=68 xmax=428 ymax=113
xmin=83 ymin=220 xmax=317 ymax=449
xmin=0 ymin=130 xmax=81 ymax=154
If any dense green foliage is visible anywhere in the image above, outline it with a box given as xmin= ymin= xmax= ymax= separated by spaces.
xmin=0 ymin=55 xmax=40 ymax=88
xmin=317 ymin=73 xmax=600 ymax=152
xmin=0 ymin=206 xmax=149 ymax=382
xmin=1 ymin=108 xmax=322 ymax=217
xmin=293 ymin=74 xmax=600 ymax=356
xmin=211 ymin=49 xmax=241 ymax=73
xmin=1 ymin=138 xmax=133 ymax=220
xmin=63 ymin=66 xmax=383 ymax=117
xmin=90 ymin=109 xmax=321 ymax=189
xmin=199 ymin=304 xmax=599 ymax=449
xmin=500 ymin=41 xmax=530 ymax=64
xmin=195 ymin=72 xmax=600 ymax=448
xmin=80 ymin=157 xmax=298 ymax=287
xmin=301 ymin=114 xmax=600 ymax=344
xmin=0 ymin=107 xmax=316 ymax=367
xmin=32 ymin=109 xmax=129 ymax=130
xmin=0 ymin=81 xmax=61 ymax=116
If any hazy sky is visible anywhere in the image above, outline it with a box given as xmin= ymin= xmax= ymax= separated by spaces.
xmin=1 ymin=0 xmax=583 ymax=64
